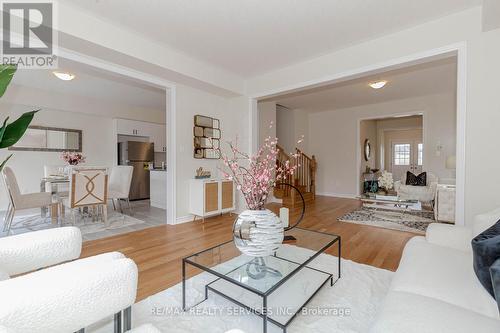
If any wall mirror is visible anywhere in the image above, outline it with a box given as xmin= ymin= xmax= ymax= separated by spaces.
xmin=203 ymin=127 xmax=221 ymax=139
xmin=9 ymin=126 xmax=82 ymax=152
xmin=193 ymin=115 xmax=221 ymax=159
xmin=363 ymin=139 xmax=371 ymax=161
xmin=203 ymin=148 xmax=220 ymax=159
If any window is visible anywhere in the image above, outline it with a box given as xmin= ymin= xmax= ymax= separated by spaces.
xmin=394 ymin=144 xmax=410 ymax=165
xmin=418 ymin=143 xmax=423 ymax=166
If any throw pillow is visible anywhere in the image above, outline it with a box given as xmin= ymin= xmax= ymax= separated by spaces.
xmin=490 ymin=258 xmax=500 ymax=312
xmin=406 ymin=171 xmax=427 ymax=186
xmin=472 ymin=220 xmax=500 ymax=297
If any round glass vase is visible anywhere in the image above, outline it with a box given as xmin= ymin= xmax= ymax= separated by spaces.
xmin=232 ymin=209 xmax=284 ymax=257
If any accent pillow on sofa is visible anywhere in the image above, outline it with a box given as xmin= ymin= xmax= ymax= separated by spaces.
xmin=490 ymin=258 xmax=500 ymax=312
xmin=405 ymin=171 xmax=427 ymax=186
xmin=472 ymin=220 xmax=500 ymax=297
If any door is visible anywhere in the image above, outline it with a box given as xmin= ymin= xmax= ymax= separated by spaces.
xmin=204 ymin=181 xmax=219 ymax=213
xmin=391 ymin=141 xmax=423 ymax=182
xmin=221 ymin=180 xmax=234 ymax=210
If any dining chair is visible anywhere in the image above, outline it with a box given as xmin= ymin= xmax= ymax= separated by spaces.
xmin=63 ymin=167 xmax=109 ymax=226
xmin=2 ymin=166 xmax=55 ymax=233
xmin=108 ymin=165 xmax=134 ymax=215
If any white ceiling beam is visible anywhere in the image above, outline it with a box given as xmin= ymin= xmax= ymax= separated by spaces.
xmin=56 ymin=2 xmax=245 ymax=96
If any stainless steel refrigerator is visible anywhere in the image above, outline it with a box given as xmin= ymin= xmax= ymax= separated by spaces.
xmin=118 ymin=141 xmax=154 ymax=200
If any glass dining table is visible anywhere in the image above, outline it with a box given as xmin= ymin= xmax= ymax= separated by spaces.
xmin=40 ymin=176 xmax=69 ymax=218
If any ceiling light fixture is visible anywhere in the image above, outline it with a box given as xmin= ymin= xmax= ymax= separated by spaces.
xmin=369 ymin=80 xmax=387 ymax=89
xmin=52 ymin=71 xmax=76 ymax=81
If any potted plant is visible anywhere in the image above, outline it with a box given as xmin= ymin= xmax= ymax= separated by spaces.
xmin=219 ymin=133 xmax=301 ymax=257
xmin=0 ymin=65 xmax=38 ymax=170
xmin=61 ymin=152 xmax=86 ymax=166
xmin=378 ymin=171 xmax=394 ymax=195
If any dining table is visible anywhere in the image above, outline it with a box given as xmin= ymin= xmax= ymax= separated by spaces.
xmin=40 ymin=176 xmax=69 ymax=219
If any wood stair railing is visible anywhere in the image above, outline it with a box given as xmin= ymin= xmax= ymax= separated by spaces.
xmin=275 ymin=145 xmax=317 ymax=207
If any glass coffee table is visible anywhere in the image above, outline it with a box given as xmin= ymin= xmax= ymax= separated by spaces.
xmin=182 ymin=228 xmax=341 ymax=333
xmin=360 ymin=194 xmax=422 ymax=212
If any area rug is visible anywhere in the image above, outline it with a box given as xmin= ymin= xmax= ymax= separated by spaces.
xmin=2 ymin=211 xmax=146 ymax=240
xmin=88 ymin=245 xmax=394 ymax=333
xmin=338 ymin=207 xmax=435 ymax=234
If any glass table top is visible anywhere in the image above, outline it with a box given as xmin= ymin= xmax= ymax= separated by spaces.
xmin=184 ymin=227 xmax=339 ymax=295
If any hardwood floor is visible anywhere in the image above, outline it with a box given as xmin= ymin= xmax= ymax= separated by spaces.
xmin=81 ymin=196 xmax=417 ymax=302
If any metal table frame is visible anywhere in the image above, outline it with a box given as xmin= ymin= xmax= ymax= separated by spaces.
xmin=182 ymin=228 xmax=341 ymax=333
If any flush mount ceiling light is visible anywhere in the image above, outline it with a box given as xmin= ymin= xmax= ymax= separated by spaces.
xmin=52 ymin=71 xmax=76 ymax=81
xmin=369 ymin=80 xmax=387 ymax=89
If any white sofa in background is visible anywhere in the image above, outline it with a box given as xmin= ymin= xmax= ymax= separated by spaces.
xmin=370 ymin=208 xmax=500 ymax=333
xmin=394 ymin=172 xmax=438 ymax=203
xmin=0 ymin=227 xmax=139 ymax=333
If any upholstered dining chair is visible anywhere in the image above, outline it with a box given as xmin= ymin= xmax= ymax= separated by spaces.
xmin=2 ymin=166 xmax=55 ymax=233
xmin=108 ymin=165 xmax=134 ymax=215
xmin=63 ymin=167 xmax=109 ymax=226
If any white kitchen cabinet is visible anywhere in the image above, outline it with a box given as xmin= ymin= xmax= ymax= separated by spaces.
xmin=150 ymin=170 xmax=167 ymax=209
xmin=115 ymin=118 xmax=149 ymax=136
xmin=189 ymin=179 xmax=235 ymax=221
xmin=150 ymin=124 xmax=167 ymax=153
xmin=115 ymin=119 xmax=166 ymax=152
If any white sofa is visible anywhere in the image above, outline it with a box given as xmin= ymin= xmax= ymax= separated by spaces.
xmin=370 ymin=208 xmax=500 ymax=333
xmin=394 ymin=172 xmax=438 ymax=203
xmin=0 ymin=227 xmax=140 ymax=333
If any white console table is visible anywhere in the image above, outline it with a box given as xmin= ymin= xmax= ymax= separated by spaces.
xmin=189 ymin=178 xmax=235 ymax=222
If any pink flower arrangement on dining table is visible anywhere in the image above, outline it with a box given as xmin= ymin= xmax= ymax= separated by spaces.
xmin=61 ymin=151 xmax=86 ymax=165
xmin=219 ymin=128 xmax=303 ymax=210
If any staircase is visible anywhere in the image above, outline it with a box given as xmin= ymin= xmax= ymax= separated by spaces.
xmin=274 ymin=145 xmax=317 ymax=207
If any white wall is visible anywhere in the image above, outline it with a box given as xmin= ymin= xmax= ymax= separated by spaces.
xmin=0 ymin=84 xmax=165 ymax=211
xmin=359 ymin=119 xmax=377 ymax=172
xmin=0 ymin=104 xmax=113 ymax=210
xmin=257 ymin=101 xmax=276 ymax=147
xmin=309 ymin=93 xmax=456 ymax=197
xmin=248 ymin=7 xmax=500 ymax=225
xmin=175 ymin=84 xmax=249 ymax=220
xmin=4 ymin=84 xmax=165 ymax=123
xmin=276 ymin=107 xmax=309 ymax=154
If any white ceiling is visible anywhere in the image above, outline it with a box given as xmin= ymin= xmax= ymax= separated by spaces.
xmin=273 ymin=57 xmax=457 ymax=112
xmin=11 ymin=58 xmax=166 ymax=110
xmin=67 ymin=0 xmax=480 ymax=77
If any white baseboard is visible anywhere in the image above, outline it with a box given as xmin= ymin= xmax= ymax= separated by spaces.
xmin=176 ymin=209 xmax=241 ymax=224
xmin=176 ymin=215 xmax=194 ymax=224
xmin=316 ymin=192 xmax=358 ymax=199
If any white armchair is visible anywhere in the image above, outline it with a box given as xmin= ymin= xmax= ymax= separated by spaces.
xmin=0 ymin=227 xmax=138 ymax=333
xmin=394 ymin=172 xmax=438 ymax=203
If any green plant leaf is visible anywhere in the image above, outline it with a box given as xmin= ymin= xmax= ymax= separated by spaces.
xmin=0 ymin=110 xmax=38 ymax=149
xmin=0 ymin=65 xmax=17 ymax=98
xmin=0 ymin=118 xmax=10 ymax=143
xmin=0 ymin=154 xmax=12 ymax=171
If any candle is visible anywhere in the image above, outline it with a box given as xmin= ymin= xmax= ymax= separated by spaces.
xmin=280 ymin=207 xmax=289 ymax=228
